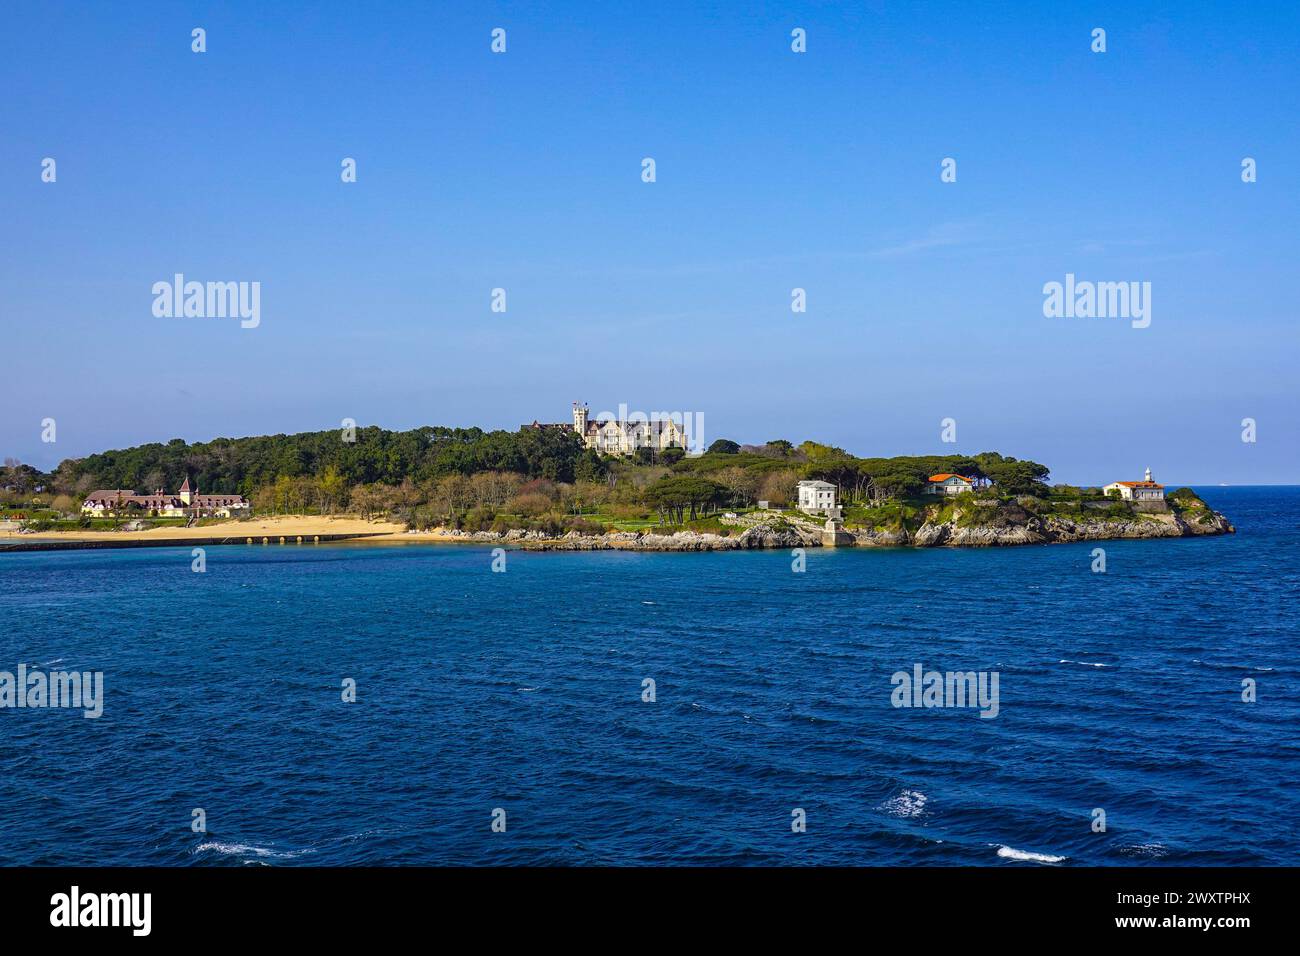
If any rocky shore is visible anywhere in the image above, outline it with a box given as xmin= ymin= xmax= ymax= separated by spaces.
xmin=904 ymin=508 xmax=1234 ymax=547
xmin=2 ymin=500 xmax=1233 ymax=554
xmin=419 ymin=501 xmax=1234 ymax=552
xmin=424 ymin=522 xmax=817 ymax=551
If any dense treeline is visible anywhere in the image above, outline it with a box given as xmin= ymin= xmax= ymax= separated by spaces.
xmin=669 ymin=442 xmax=1051 ymax=501
xmin=38 ymin=425 xmax=603 ymax=497
xmin=2 ymin=431 xmax=1056 ymax=532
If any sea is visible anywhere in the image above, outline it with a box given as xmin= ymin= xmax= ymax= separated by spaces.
xmin=1 ymin=486 xmax=1295 ymax=866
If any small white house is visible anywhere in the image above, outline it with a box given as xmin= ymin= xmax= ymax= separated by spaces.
xmin=797 ymin=479 xmax=837 ymax=515
xmin=924 ymin=473 xmax=976 ymax=496
xmin=1104 ymin=467 xmax=1165 ymax=501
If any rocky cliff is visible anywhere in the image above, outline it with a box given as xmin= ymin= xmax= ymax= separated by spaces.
xmin=850 ymin=489 xmax=1233 ymax=548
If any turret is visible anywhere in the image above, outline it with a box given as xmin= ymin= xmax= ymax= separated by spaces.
xmin=572 ymin=402 xmax=589 ymax=434
xmin=179 ymin=475 xmax=193 ymax=505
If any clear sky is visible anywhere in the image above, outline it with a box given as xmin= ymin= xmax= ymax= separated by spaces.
xmin=2 ymin=1 xmax=1296 ymax=484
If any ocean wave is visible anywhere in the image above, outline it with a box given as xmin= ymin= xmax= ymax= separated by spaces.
xmin=1191 ymin=659 xmax=1274 ymax=672
xmin=1119 ymin=842 xmax=1168 ymax=859
xmin=996 ymin=845 xmax=1066 ymax=864
xmin=1058 ymin=659 xmax=1110 ymax=668
xmin=194 ymin=841 xmax=314 ymax=860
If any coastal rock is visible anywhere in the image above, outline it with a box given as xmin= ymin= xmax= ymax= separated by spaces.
xmin=848 ymin=528 xmax=910 ymax=547
xmin=911 ymin=522 xmax=950 ymax=547
xmin=890 ymin=506 xmax=1233 ymax=548
xmin=736 ymin=523 xmax=818 ymax=549
xmin=519 ymin=520 xmax=818 ymax=552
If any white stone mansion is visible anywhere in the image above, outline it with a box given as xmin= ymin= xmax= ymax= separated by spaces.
xmin=527 ymin=404 xmax=689 ymax=456
xmin=796 ymin=479 xmax=837 ymax=515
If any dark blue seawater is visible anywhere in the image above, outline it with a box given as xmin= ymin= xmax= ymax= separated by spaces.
xmin=1 ymin=487 xmax=1296 ymax=866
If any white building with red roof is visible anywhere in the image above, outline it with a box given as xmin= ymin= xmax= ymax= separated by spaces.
xmin=924 ymin=473 xmax=977 ymax=496
xmin=1104 ymin=467 xmax=1165 ymax=501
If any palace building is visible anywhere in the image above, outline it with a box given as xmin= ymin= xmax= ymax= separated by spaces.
xmin=526 ymin=403 xmax=689 ymax=457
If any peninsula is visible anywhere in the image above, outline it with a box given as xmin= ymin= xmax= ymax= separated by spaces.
xmin=0 ymin=415 xmax=1234 ymax=552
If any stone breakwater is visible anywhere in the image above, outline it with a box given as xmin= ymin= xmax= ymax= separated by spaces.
xmin=419 ymin=509 xmax=1234 ymax=551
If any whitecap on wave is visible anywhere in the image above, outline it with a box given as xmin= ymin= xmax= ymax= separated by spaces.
xmin=878 ymin=789 xmax=928 ymax=819
xmin=1191 ymin=659 xmax=1273 ymax=672
xmin=194 ymin=841 xmax=314 ymax=860
xmin=1119 ymin=842 xmax=1168 ymax=859
xmin=1058 ymin=659 xmax=1110 ymax=668
xmin=996 ymin=844 xmax=1065 ymax=864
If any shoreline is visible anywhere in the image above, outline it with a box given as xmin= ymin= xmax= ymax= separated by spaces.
xmin=0 ymin=508 xmax=1235 ymax=554
xmin=0 ymin=516 xmax=407 ymax=553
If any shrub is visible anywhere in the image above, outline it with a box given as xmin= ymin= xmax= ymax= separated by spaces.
xmin=565 ymin=517 xmax=608 ymax=535
xmin=507 ymin=492 xmax=553 ymax=517
xmin=404 ymin=506 xmax=449 ymax=531
xmin=529 ymin=513 xmax=565 ymax=536
xmin=461 ymin=507 xmax=497 ymax=533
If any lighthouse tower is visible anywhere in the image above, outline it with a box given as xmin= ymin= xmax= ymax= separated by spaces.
xmin=1144 ymin=467 xmax=1153 ymax=483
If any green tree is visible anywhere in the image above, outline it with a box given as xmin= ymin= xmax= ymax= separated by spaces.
xmin=317 ymin=465 xmax=348 ymax=515
xmin=644 ymin=476 xmax=725 ymax=525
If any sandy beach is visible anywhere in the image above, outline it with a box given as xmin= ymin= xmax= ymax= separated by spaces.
xmin=0 ymin=515 xmax=411 ymax=548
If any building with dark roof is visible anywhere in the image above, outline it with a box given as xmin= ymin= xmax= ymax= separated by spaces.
xmin=81 ymin=477 xmax=249 ymax=518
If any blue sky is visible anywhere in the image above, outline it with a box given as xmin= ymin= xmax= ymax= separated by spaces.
xmin=2 ymin=1 xmax=1296 ymax=483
